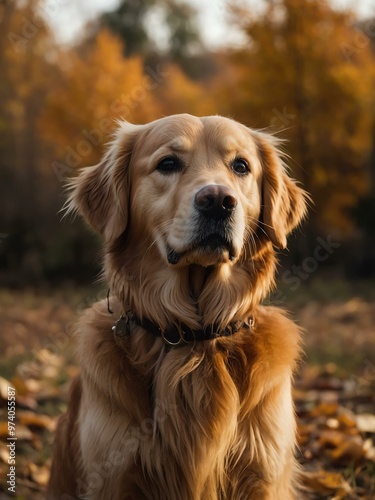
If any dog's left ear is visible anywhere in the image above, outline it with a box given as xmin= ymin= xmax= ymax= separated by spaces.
xmin=65 ymin=121 xmax=141 ymax=243
xmin=256 ymin=133 xmax=308 ymax=249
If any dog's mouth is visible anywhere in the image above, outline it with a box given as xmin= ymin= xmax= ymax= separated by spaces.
xmin=167 ymin=234 xmax=236 ymax=265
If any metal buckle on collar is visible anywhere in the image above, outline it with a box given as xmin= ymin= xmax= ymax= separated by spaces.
xmin=247 ymin=317 xmax=255 ymax=329
xmin=112 ymin=312 xmax=134 ymax=337
xmin=161 ymin=326 xmax=187 ymax=346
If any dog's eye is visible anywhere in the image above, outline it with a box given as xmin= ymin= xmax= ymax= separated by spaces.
xmin=157 ymin=157 xmax=182 ymax=174
xmin=231 ymin=158 xmax=249 ymax=175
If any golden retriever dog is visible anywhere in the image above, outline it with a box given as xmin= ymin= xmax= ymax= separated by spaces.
xmin=47 ymin=114 xmax=308 ymax=499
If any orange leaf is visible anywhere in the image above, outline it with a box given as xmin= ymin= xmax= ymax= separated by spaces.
xmin=311 ymin=401 xmax=339 ymax=417
xmin=302 ymin=470 xmax=352 ymax=495
xmin=18 ymin=411 xmax=54 ymax=431
xmin=330 ymin=438 xmax=365 ymax=465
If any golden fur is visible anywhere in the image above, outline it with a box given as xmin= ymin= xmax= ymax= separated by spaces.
xmin=47 ymin=114 xmax=308 ymax=499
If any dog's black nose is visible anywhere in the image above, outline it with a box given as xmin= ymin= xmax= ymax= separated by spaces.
xmin=194 ymin=185 xmax=237 ymax=219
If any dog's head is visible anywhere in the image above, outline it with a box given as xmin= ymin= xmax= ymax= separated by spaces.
xmin=68 ymin=114 xmax=307 ymax=270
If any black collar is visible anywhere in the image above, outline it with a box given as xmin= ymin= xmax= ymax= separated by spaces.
xmin=112 ymin=312 xmax=254 ymax=346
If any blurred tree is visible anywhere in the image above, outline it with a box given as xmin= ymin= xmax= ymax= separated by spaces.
xmin=40 ymin=30 xmax=160 ymax=171
xmin=162 ymin=0 xmax=202 ymax=66
xmin=216 ymin=0 xmax=375 ymax=240
xmin=0 ymin=0 xmax=64 ymax=284
xmin=99 ymin=0 xmax=155 ymax=57
xmin=351 ymin=16 xmax=375 ymax=275
xmin=351 ymin=120 xmax=375 ymax=276
xmin=97 ymin=0 xmax=212 ymax=79
xmin=99 ymin=0 xmax=201 ymax=57
xmin=0 ymin=0 xmax=52 ymax=195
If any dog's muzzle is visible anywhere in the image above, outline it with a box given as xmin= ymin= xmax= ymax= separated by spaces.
xmin=167 ymin=185 xmax=238 ymax=265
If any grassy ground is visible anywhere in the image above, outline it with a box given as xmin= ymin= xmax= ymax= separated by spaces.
xmin=273 ymin=278 xmax=375 ymax=371
xmin=0 ymin=280 xmax=374 ymax=498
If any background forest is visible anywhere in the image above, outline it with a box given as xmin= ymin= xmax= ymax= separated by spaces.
xmin=0 ymin=0 xmax=375 ymax=498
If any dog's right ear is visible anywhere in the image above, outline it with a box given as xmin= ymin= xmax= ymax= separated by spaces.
xmin=65 ymin=121 xmax=141 ymax=243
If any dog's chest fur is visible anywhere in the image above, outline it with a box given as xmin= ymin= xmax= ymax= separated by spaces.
xmin=74 ymin=298 xmax=300 ymax=500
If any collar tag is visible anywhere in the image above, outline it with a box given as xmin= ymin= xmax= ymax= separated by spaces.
xmin=112 ymin=315 xmax=131 ymax=337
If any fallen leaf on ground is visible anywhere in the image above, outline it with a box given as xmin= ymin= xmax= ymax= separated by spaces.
xmin=302 ymin=469 xmax=352 ymax=495
xmin=13 ymin=424 xmax=34 ymax=440
xmin=29 ymin=463 xmax=50 ymax=486
xmin=18 ymin=411 xmax=54 ymax=431
xmin=0 ymin=422 xmax=9 ymax=438
xmin=311 ymin=401 xmax=339 ymax=417
xmin=337 ymin=412 xmax=357 ymax=429
xmin=330 ymin=438 xmax=365 ymax=464
xmin=356 ymin=413 xmax=375 ymax=433
xmin=0 ymin=377 xmax=12 ymax=401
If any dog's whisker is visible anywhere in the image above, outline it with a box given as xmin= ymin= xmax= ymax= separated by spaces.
xmin=244 ymin=214 xmax=276 ymax=233
xmin=138 ymin=220 xmax=174 ymax=285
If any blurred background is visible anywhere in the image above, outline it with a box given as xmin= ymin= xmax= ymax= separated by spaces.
xmin=0 ymin=0 xmax=374 ymax=498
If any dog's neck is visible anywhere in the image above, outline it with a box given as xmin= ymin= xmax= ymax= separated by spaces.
xmin=188 ymin=264 xmax=213 ymax=300
xmin=108 ymin=239 xmax=277 ymax=331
